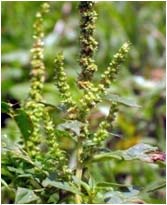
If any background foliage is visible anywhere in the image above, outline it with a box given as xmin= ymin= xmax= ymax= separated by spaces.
xmin=1 ymin=1 xmax=166 ymax=204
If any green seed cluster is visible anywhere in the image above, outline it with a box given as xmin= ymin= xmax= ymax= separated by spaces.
xmin=100 ymin=42 xmax=130 ymax=88
xmin=25 ymin=102 xmax=44 ymax=157
xmin=79 ymin=82 xmax=101 ymax=117
xmin=22 ymin=1 xmax=130 ymax=184
xmin=78 ymin=1 xmax=98 ymax=83
xmin=78 ymin=42 xmax=130 ymax=119
xmin=93 ymin=121 xmax=109 ymax=144
xmin=42 ymin=111 xmax=72 ymax=180
xmin=25 ymin=3 xmax=50 ymax=156
xmin=93 ymin=102 xmax=118 ymax=145
xmin=107 ymin=102 xmax=118 ymax=131
xmin=54 ymin=53 xmax=74 ymax=107
xmin=30 ymin=3 xmax=50 ymax=101
xmin=24 ymin=3 xmax=71 ymax=180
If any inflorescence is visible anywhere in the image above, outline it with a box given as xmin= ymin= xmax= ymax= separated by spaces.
xmin=24 ymin=1 xmax=130 ymax=181
xmin=25 ymin=3 xmax=71 ymax=180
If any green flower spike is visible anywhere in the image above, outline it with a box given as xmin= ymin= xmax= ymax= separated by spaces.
xmin=25 ymin=3 xmax=50 ymax=157
xmin=100 ymin=42 xmax=131 ymax=90
xmin=54 ymin=53 xmax=74 ymax=108
xmin=78 ymin=1 xmax=98 ymax=85
xmin=93 ymin=102 xmax=118 ymax=145
xmin=78 ymin=42 xmax=130 ymax=119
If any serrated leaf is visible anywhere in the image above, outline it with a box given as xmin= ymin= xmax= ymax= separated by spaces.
xmin=15 ymin=187 xmax=39 ymax=204
xmin=42 ymin=178 xmax=81 ymax=195
xmin=14 ymin=109 xmax=33 ymax=141
xmin=1 ymin=101 xmax=12 ymax=114
xmin=58 ymin=120 xmax=84 ymax=136
xmin=104 ymin=93 xmax=141 ymax=108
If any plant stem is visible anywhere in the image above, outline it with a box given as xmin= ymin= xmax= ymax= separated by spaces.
xmin=75 ymin=140 xmax=83 ymax=204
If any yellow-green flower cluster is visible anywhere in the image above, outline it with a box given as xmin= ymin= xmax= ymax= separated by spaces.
xmin=30 ymin=3 xmax=50 ymax=101
xmin=77 ymin=43 xmax=130 ymax=119
xmin=25 ymin=102 xmax=44 ymax=157
xmin=78 ymin=82 xmax=101 ymax=118
xmin=25 ymin=3 xmax=50 ymax=157
xmin=78 ymin=1 xmax=98 ymax=83
xmin=100 ymin=42 xmax=130 ymax=89
xmin=92 ymin=102 xmax=118 ymax=145
xmin=54 ymin=53 xmax=74 ymax=107
xmin=25 ymin=4 xmax=71 ymax=180
xmin=93 ymin=121 xmax=109 ymax=144
xmin=42 ymin=111 xmax=72 ymax=180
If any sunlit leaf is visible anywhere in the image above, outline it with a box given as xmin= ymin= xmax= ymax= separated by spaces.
xmin=92 ymin=152 xmax=123 ymax=162
xmin=15 ymin=187 xmax=39 ymax=204
xmin=143 ymin=180 xmax=166 ymax=193
xmin=104 ymin=93 xmax=141 ymax=108
xmin=96 ymin=182 xmax=128 ymax=188
xmin=104 ymin=187 xmax=140 ymax=204
xmin=58 ymin=120 xmax=84 ymax=136
xmin=1 ymin=101 xmax=12 ymax=114
xmin=121 ymin=143 xmax=158 ymax=162
xmin=92 ymin=143 xmax=159 ymax=163
xmin=1 ymin=178 xmax=10 ymax=190
xmin=48 ymin=193 xmax=59 ymax=204
xmin=42 ymin=178 xmax=81 ymax=194
xmin=72 ymin=176 xmax=90 ymax=193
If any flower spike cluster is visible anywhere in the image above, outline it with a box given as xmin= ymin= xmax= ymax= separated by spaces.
xmin=78 ymin=1 xmax=98 ymax=85
xmin=22 ymin=1 xmax=130 ymax=187
xmin=24 ymin=3 xmax=71 ymax=180
xmin=100 ymin=42 xmax=130 ymax=89
xmin=78 ymin=42 xmax=130 ymax=119
xmin=42 ymin=111 xmax=72 ymax=180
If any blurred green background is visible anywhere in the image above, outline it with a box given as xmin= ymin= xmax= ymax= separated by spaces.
xmin=1 ymin=1 xmax=166 ymax=204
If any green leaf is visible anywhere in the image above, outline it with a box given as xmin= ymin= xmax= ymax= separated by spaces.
xmin=72 ymin=176 xmax=90 ymax=193
xmin=48 ymin=193 xmax=59 ymax=203
xmin=96 ymin=182 xmax=128 ymax=189
xmin=4 ymin=146 xmax=35 ymax=166
xmin=14 ymin=109 xmax=33 ymax=141
xmin=42 ymin=178 xmax=81 ymax=195
xmin=58 ymin=120 xmax=84 ymax=136
xmin=142 ymin=180 xmax=166 ymax=193
xmin=1 ymin=101 xmax=12 ymax=114
xmin=91 ymin=151 xmax=122 ymax=162
xmin=92 ymin=143 xmax=158 ymax=163
xmin=104 ymin=187 xmax=140 ymax=204
xmin=1 ymin=178 xmax=10 ymax=190
xmin=104 ymin=93 xmax=141 ymax=108
xmin=7 ymin=166 xmax=24 ymax=174
xmin=121 ymin=143 xmax=158 ymax=162
xmin=15 ymin=187 xmax=39 ymax=204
